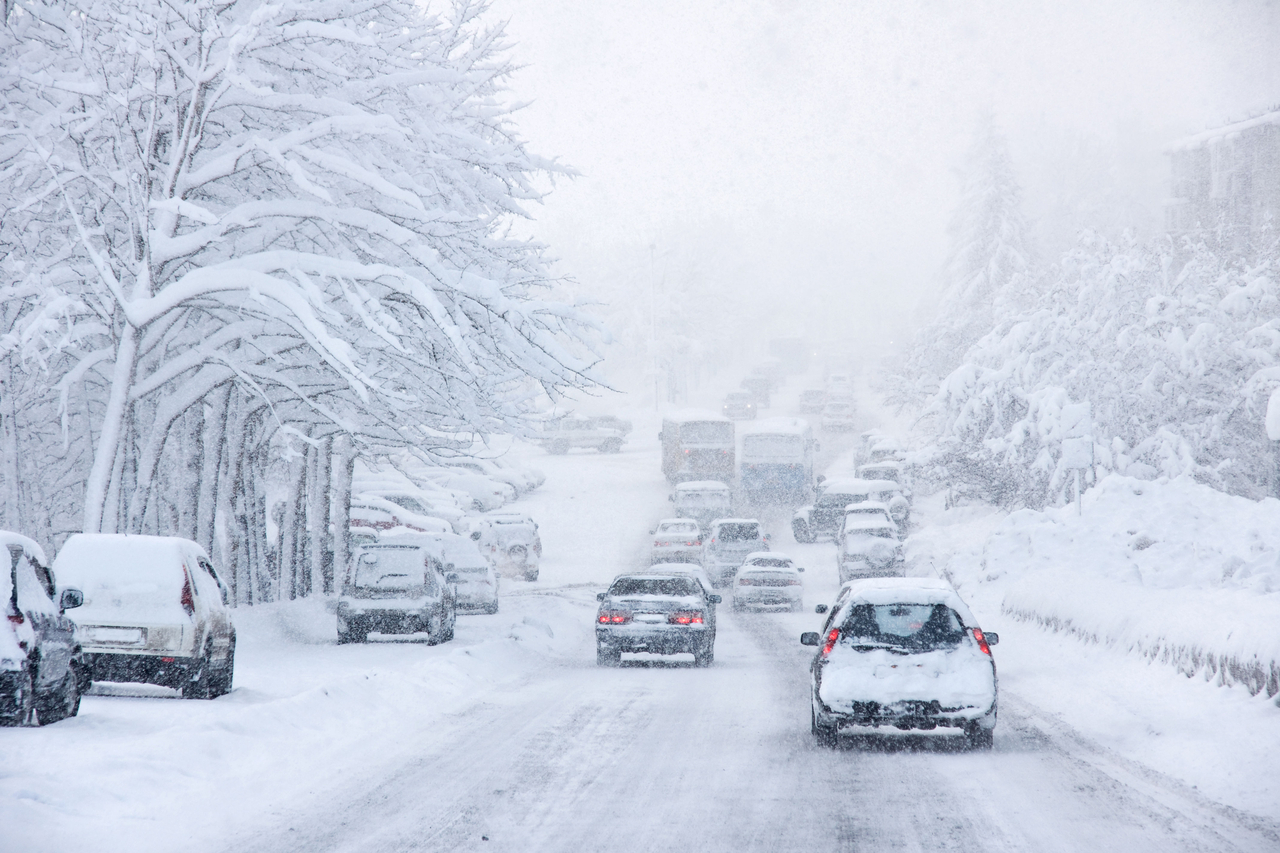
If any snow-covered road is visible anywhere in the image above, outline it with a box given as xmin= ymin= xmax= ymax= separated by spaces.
xmin=4 ymin=412 xmax=1278 ymax=852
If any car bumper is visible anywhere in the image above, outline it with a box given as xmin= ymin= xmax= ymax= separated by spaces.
xmin=733 ymin=588 xmax=802 ymax=607
xmin=814 ymin=692 xmax=997 ymax=732
xmin=839 ymin=561 xmax=903 ymax=580
xmin=338 ymin=606 xmax=437 ymax=635
xmin=596 ymin=624 xmax=710 ymax=655
xmin=83 ymin=651 xmax=200 ymax=689
xmin=651 ymin=549 xmax=701 ymax=564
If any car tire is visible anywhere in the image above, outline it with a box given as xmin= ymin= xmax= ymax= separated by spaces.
xmin=599 ymin=439 xmax=622 ymax=454
xmin=182 ymin=643 xmax=215 ymax=700
xmin=443 ymin=607 xmax=456 ymax=642
xmin=693 ymin=641 xmax=714 ymax=667
xmin=338 ymin=624 xmax=368 ymax=644
xmin=523 ymin=570 xmax=539 ymax=582
xmin=812 ymin=704 xmax=838 ymax=748
xmin=966 ymin=723 xmax=994 ymax=751
xmin=36 ymin=668 xmax=80 ymax=725
xmin=792 ymin=521 xmax=814 ymax=544
xmin=0 ymin=668 xmax=35 ymax=727
xmin=209 ymin=637 xmax=235 ymax=698
xmin=596 ymin=644 xmax=621 ymax=667
xmin=484 ymin=599 xmax=500 ymax=614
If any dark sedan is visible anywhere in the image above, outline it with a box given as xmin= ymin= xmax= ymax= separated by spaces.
xmin=596 ymin=572 xmax=721 ymax=667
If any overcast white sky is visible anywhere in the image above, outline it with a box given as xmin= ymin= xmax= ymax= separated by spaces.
xmin=491 ymin=0 xmax=1280 ymax=374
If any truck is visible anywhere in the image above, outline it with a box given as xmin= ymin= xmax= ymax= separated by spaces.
xmin=659 ymin=412 xmax=735 ymax=485
xmin=738 ymin=417 xmax=817 ymax=506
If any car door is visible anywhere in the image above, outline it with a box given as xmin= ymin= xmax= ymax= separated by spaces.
xmin=189 ymin=553 xmax=232 ymax=659
xmin=18 ymin=550 xmax=74 ymax=690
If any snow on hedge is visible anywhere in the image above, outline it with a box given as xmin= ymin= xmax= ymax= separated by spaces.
xmin=984 ymin=475 xmax=1280 ymax=699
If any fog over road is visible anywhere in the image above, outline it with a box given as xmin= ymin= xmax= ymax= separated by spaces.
xmin=223 ymin=424 xmax=1278 ymax=853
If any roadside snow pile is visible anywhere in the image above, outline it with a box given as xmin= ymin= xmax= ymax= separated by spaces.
xmin=985 ymin=475 xmax=1280 ymax=699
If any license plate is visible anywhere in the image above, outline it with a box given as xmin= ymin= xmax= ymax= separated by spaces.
xmin=89 ymin=626 xmax=145 ymax=645
xmin=634 ymin=613 xmax=665 ymax=623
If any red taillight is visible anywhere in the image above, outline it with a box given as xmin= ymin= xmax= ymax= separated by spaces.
xmin=598 ymin=610 xmax=631 ymax=624
xmin=180 ymin=572 xmax=194 ymax=616
xmin=6 ymin=612 xmax=24 ymax=626
xmin=973 ymin=628 xmax=992 ymax=656
xmin=654 ymin=540 xmax=663 ymax=547
xmin=738 ymin=577 xmax=753 ymax=586
xmin=669 ymin=611 xmax=704 ymax=625
xmin=821 ymin=628 xmax=840 ymax=657
xmin=786 ymin=578 xmax=802 ymax=586
xmin=160 ymin=656 xmax=175 ymax=663
xmin=684 ymin=541 xmax=698 ymax=547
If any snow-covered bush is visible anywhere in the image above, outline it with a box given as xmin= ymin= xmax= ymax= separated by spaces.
xmin=0 ymin=0 xmax=602 ymax=598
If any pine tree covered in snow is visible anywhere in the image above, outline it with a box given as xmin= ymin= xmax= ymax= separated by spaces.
xmin=0 ymin=0 xmax=603 ymax=598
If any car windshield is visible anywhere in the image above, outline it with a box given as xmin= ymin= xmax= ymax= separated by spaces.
xmin=840 ymin=603 xmax=966 ymax=650
xmin=743 ymin=435 xmax=803 ymax=456
xmin=609 ymin=577 xmax=700 ymax=597
xmin=352 ymin=548 xmax=433 ymax=592
xmin=715 ymin=523 xmax=760 ymax=542
xmin=677 ymin=491 xmax=729 ymax=504
xmin=681 ymin=422 xmax=732 ymax=442
xmin=658 ymin=522 xmax=698 ymax=535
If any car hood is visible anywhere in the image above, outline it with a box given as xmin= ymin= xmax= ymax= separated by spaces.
xmin=819 ymin=645 xmax=995 ymax=711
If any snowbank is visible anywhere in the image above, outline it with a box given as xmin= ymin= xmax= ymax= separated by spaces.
xmin=984 ymin=475 xmax=1280 ymax=699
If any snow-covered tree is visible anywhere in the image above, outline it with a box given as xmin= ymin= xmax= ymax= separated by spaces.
xmin=0 ymin=0 xmax=603 ymax=594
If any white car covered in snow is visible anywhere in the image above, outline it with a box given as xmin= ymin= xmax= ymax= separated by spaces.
xmin=732 ymin=552 xmax=805 ymax=611
xmin=472 ymin=512 xmax=542 ymax=581
xmin=837 ymin=517 xmax=903 ymax=583
xmin=820 ymin=400 xmax=857 ymax=431
xmin=650 ymin=519 xmax=703 ymax=564
xmin=801 ymin=577 xmax=999 ymax=749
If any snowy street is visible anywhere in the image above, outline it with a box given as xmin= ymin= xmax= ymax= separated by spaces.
xmin=5 ymin=424 xmax=1277 ymax=853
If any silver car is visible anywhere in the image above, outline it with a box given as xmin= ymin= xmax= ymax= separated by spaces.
xmin=595 ymin=572 xmax=721 ymax=667
xmin=802 ymin=578 xmax=999 ymax=750
xmin=650 ymin=519 xmax=703 ymax=564
xmin=337 ymin=542 xmax=457 ymax=644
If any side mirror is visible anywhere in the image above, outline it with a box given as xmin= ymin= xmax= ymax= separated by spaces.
xmin=446 ymin=573 xmax=460 ymax=584
xmin=708 ymin=594 xmax=722 ymax=604
xmin=985 ymin=632 xmax=999 ymax=646
xmin=470 ymin=531 xmax=481 ymax=541
xmin=814 ymin=604 xmax=829 ymax=614
xmin=797 ymin=567 xmax=805 ymax=573
xmin=596 ymin=592 xmax=606 ymax=601
xmin=59 ymin=588 xmax=84 ymax=611
xmin=800 ymin=631 xmax=820 ymax=646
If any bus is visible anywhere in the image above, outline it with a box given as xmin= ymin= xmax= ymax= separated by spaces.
xmin=660 ymin=412 xmax=735 ymax=484
xmin=738 ymin=417 xmax=816 ymax=505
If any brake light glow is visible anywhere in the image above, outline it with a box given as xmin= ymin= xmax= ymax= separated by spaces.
xmin=738 ymin=577 xmax=754 ymax=586
xmin=598 ymin=610 xmax=631 ymax=624
xmin=180 ymin=573 xmax=194 ymax=616
xmin=684 ymin=541 xmax=698 ymax=547
xmin=973 ymin=628 xmax=992 ymax=656
xmin=669 ymin=611 xmax=704 ymax=625
xmin=786 ymin=578 xmax=802 ymax=586
xmin=6 ymin=612 xmax=24 ymax=625
xmin=821 ymin=628 xmax=840 ymax=657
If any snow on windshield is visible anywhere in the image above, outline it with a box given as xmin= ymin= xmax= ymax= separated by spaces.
xmin=609 ymin=577 xmax=700 ymax=597
xmin=743 ymin=434 xmax=804 ymax=457
xmin=353 ymin=548 xmax=429 ymax=590
xmin=679 ymin=422 xmax=732 ymax=443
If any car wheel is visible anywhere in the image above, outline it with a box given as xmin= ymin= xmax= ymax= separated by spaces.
xmin=484 ymin=599 xmax=500 ymax=614
xmin=596 ymin=644 xmax=621 ymax=667
xmin=338 ymin=624 xmax=368 ymax=644
xmin=443 ymin=607 xmax=456 ymax=642
xmin=0 ymin=668 xmax=35 ymax=727
xmin=523 ymin=569 xmax=539 ymax=582
xmin=36 ymin=668 xmax=80 ymax=725
xmin=209 ymin=637 xmax=235 ymax=698
xmin=549 ymin=440 xmax=570 ymax=455
xmin=181 ymin=643 xmax=215 ymax=700
xmin=966 ymin=723 xmax=994 ymax=751
xmin=812 ymin=704 xmax=838 ymax=748
xmin=792 ymin=521 xmax=814 ymax=544
xmin=599 ymin=439 xmax=622 ymax=453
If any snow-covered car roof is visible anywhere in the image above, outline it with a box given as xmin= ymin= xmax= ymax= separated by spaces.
xmin=675 ymin=480 xmax=731 ymax=492
xmin=843 ymin=516 xmax=898 ymax=532
xmin=656 ymin=518 xmax=699 ymax=528
xmin=369 ymin=531 xmax=446 ymax=557
xmin=844 ymin=501 xmax=891 ymax=513
xmin=836 ymin=577 xmax=978 ymax=626
xmin=859 ymin=461 xmax=903 ymax=475
xmin=708 ymin=518 xmax=761 ymax=527
xmin=0 ymin=530 xmax=48 ymax=566
xmin=742 ymin=552 xmax=796 ymax=569
xmin=741 ymin=417 xmax=811 ymax=436
xmin=663 ymin=409 xmax=731 ymax=425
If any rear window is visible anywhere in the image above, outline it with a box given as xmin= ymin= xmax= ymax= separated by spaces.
xmin=658 ymin=522 xmax=698 ymax=535
xmin=716 ymin=523 xmax=760 ymax=542
xmin=817 ymin=493 xmax=859 ymax=509
xmin=746 ymin=557 xmax=791 ymax=568
xmin=609 ymin=577 xmax=700 ymax=597
xmin=840 ymin=603 xmax=966 ymax=650
xmin=353 ymin=547 xmax=435 ymax=593
xmin=743 ymin=435 xmax=803 ymax=457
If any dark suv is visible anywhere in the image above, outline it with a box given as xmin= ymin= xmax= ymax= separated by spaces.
xmin=595 ymin=571 xmax=721 ymax=667
xmin=2 ymin=532 xmax=86 ymax=726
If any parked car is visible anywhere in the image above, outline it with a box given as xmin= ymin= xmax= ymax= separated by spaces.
xmin=351 ymin=495 xmax=453 ymax=534
xmin=418 ymin=468 xmax=514 ymax=512
xmin=54 ymin=534 xmax=235 ymax=700
xmin=740 ymin=376 xmax=771 ymax=408
xmin=448 ymin=458 xmax=538 ymax=497
xmin=820 ymin=400 xmax=858 ymax=431
xmin=337 ymin=539 xmax=457 ymax=644
xmin=428 ymin=531 xmax=499 ymax=615
xmin=1 ymin=532 xmax=85 ymax=726
xmin=670 ymin=480 xmax=733 ymax=530
xmin=798 ymin=389 xmax=827 ymax=413
xmin=836 ymin=502 xmax=897 ymax=548
xmin=472 ymin=512 xmax=542 ymax=581
xmin=702 ymin=518 xmax=770 ymax=587
xmin=793 ymin=478 xmax=883 ymax=543
xmin=801 ymin=577 xmax=999 ymax=749
xmin=837 ymin=517 xmax=904 ymax=583
xmin=721 ymin=391 xmax=757 ymax=420
xmin=539 ymin=414 xmax=626 ymax=454
xmin=650 ymin=519 xmax=703 ymax=564
xmin=732 ymin=552 xmax=804 ymax=612
xmin=858 ymin=461 xmax=908 ymax=493
xmin=595 ymin=571 xmax=721 ymax=666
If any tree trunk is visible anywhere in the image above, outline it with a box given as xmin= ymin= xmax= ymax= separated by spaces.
xmin=197 ymin=385 xmax=231 ymax=556
xmin=178 ymin=404 xmax=203 ymax=540
xmin=280 ymin=447 xmax=307 ymax=600
xmin=331 ymin=435 xmax=355 ymax=595
xmin=84 ymin=323 xmax=138 ymax=533
xmin=309 ymin=436 xmax=333 ymax=596
xmin=1 ymin=359 xmax=20 ymax=532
